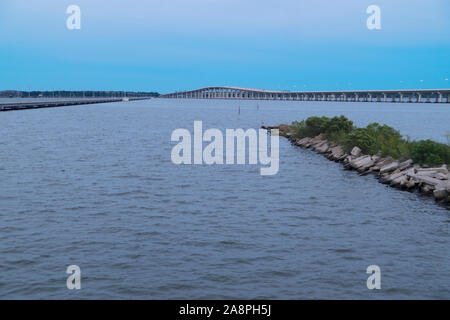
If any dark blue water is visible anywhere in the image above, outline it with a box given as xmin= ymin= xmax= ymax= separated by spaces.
xmin=0 ymin=99 xmax=449 ymax=299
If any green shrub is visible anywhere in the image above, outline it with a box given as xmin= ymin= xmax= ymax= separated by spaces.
xmin=293 ymin=115 xmax=354 ymax=139
xmin=327 ymin=130 xmax=348 ymax=145
xmin=410 ymin=140 xmax=450 ymax=166
xmin=291 ymin=116 xmax=449 ymax=166
xmin=343 ymin=128 xmax=375 ymax=154
xmin=363 ymin=123 xmax=412 ymax=159
xmin=326 ymin=115 xmax=354 ymax=135
xmin=291 ymin=120 xmax=307 ymax=138
xmin=304 ymin=116 xmax=329 ymax=136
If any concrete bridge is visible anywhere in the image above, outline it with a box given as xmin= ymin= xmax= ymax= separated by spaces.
xmin=160 ymin=86 xmax=450 ymax=103
xmin=0 ymin=97 xmax=150 ymax=112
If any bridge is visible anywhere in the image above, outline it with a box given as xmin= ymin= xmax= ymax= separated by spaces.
xmin=160 ymin=86 xmax=450 ymax=103
xmin=0 ymin=97 xmax=150 ymax=112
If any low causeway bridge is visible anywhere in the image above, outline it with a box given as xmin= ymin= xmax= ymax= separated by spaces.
xmin=160 ymin=86 xmax=450 ymax=103
xmin=0 ymin=97 xmax=150 ymax=112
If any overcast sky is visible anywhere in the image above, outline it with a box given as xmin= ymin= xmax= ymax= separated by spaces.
xmin=1 ymin=0 xmax=449 ymax=92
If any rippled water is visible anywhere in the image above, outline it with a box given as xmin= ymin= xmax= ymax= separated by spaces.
xmin=0 ymin=99 xmax=449 ymax=299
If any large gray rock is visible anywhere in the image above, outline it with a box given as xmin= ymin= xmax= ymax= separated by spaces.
xmin=310 ymin=134 xmax=326 ymax=145
xmin=408 ymin=174 xmax=442 ymax=187
xmin=343 ymin=155 xmax=353 ymax=164
xmin=359 ymin=160 xmax=376 ymax=172
xmin=380 ymin=161 xmax=399 ymax=174
xmin=312 ymin=140 xmax=327 ymax=151
xmin=416 ymin=166 xmax=448 ymax=175
xmin=316 ymin=142 xmax=329 ymax=154
xmin=381 ymin=168 xmax=408 ymax=184
xmin=416 ymin=170 xmax=438 ymax=176
xmin=295 ymin=137 xmax=312 ymax=147
xmin=435 ymin=173 xmax=449 ymax=180
xmin=350 ymin=155 xmax=371 ymax=169
xmin=330 ymin=146 xmax=344 ymax=159
xmin=372 ymin=157 xmax=394 ymax=171
xmin=350 ymin=146 xmax=362 ymax=157
xmin=398 ymin=159 xmax=413 ymax=171
xmin=433 ymin=183 xmax=448 ymax=200
xmin=387 ymin=170 xmax=409 ymax=182
xmin=391 ymin=175 xmax=409 ymax=187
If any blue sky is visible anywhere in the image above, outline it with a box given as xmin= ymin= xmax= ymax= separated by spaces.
xmin=1 ymin=0 xmax=450 ymax=93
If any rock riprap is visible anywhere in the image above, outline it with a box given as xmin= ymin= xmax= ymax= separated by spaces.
xmin=267 ymin=124 xmax=450 ymax=205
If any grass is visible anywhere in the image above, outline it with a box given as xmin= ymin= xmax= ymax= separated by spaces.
xmin=291 ymin=116 xmax=450 ymax=167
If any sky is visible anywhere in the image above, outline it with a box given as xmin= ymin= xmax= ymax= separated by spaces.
xmin=1 ymin=0 xmax=450 ymax=93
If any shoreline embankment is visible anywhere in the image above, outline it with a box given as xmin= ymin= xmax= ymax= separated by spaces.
xmin=263 ymin=123 xmax=450 ymax=205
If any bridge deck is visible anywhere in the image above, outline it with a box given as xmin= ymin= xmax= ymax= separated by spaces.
xmin=160 ymin=86 xmax=450 ymax=103
xmin=0 ymin=97 xmax=150 ymax=112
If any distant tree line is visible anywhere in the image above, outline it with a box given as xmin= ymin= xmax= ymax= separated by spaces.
xmin=0 ymin=90 xmax=159 ymax=98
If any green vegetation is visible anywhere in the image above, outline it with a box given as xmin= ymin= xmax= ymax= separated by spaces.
xmin=292 ymin=115 xmax=450 ymax=166
xmin=410 ymin=140 xmax=450 ymax=166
